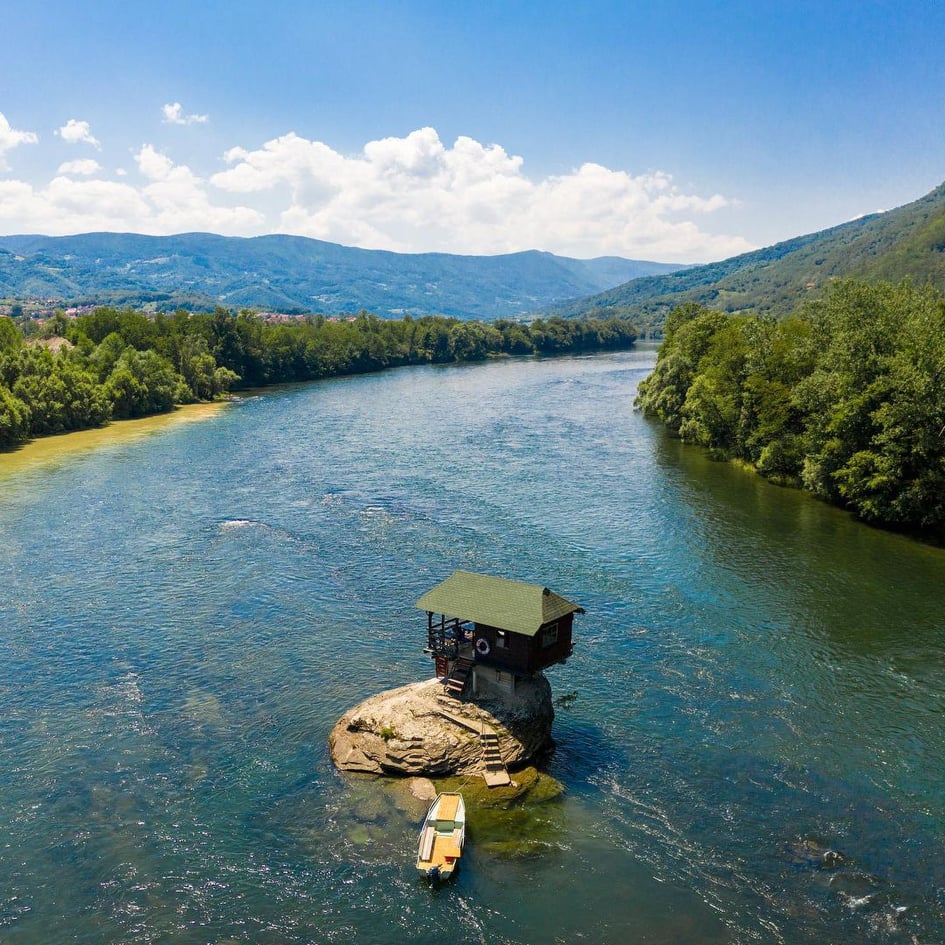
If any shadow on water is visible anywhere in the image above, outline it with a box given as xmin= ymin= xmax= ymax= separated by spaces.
xmin=649 ymin=427 xmax=945 ymax=656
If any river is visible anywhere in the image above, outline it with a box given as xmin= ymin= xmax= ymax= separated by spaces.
xmin=1 ymin=348 xmax=943 ymax=943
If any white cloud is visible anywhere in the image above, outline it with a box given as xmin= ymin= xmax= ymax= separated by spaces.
xmin=136 ymin=144 xmax=175 ymax=181
xmin=57 ymin=119 xmax=100 ymax=148
xmin=162 ymin=102 xmax=209 ymax=126
xmin=0 ymin=177 xmax=150 ymax=233
xmin=0 ymin=149 xmax=261 ymax=236
xmin=0 ymin=112 xmax=38 ymax=170
xmin=57 ymin=158 xmax=102 ymax=176
xmin=848 ymin=208 xmax=887 ymax=221
xmin=0 ymin=121 xmax=753 ymax=260
xmin=211 ymin=127 xmax=752 ymax=261
xmin=131 ymin=145 xmax=262 ymax=233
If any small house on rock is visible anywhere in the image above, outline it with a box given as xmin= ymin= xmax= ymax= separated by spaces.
xmin=417 ymin=570 xmax=583 ymax=700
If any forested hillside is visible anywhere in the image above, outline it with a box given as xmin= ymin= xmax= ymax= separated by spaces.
xmin=552 ymin=182 xmax=945 ymax=332
xmin=0 ymin=308 xmax=637 ymax=449
xmin=635 ymin=280 xmax=945 ymax=539
xmin=0 ymin=232 xmax=679 ymax=319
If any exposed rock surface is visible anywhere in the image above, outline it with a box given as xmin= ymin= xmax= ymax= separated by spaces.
xmin=408 ymin=777 xmax=437 ymax=802
xmin=329 ymin=674 xmax=554 ymax=776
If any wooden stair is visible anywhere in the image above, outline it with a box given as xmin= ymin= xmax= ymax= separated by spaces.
xmin=480 ymin=730 xmax=511 ymax=787
xmin=443 ymin=657 xmax=473 ymax=699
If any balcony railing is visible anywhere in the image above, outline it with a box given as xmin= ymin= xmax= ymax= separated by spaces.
xmin=424 ymin=614 xmax=472 ymax=659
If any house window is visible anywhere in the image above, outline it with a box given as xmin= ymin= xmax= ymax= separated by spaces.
xmin=541 ymin=622 xmax=558 ymax=648
xmin=496 ymin=630 xmax=509 ymax=649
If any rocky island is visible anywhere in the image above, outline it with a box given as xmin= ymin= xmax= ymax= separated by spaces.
xmin=329 ymin=570 xmax=583 ymax=782
xmin=329 ymin=673 xmax=554 ymax=776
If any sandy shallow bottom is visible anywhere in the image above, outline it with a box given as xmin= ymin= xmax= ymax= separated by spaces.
xmin=0 ymin=401 xmax=228 ymax=479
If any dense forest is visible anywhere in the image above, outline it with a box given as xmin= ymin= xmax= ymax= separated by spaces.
xmin=0 ymin=308 xmax=637 ymax=450
xmin=635 ymin=279 xmax=945 ymax=538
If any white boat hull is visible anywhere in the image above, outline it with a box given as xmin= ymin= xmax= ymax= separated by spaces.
xmin=415 ymin=792 xmax=466 ymax=880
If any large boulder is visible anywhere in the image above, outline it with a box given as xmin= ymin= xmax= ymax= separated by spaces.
xmin=329 ymin=674 xmax=554 ymax=776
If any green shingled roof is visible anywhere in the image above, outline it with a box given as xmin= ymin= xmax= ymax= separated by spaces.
xmin=416 ymin=570 xmax=583 ymax=637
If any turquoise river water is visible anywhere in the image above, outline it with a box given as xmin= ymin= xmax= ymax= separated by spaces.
xmin=1 ymin=348 xmax=944 ymax=943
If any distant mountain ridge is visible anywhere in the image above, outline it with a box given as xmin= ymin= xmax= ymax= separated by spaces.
xmin=549 ymin=181 xmax=945 ymax=330
xmin=0 ymin=231 xmax=681 ymax=319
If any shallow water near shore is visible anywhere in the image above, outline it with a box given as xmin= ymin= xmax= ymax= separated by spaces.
xmin=0 ymin=401 xmax=228 ymax=480
xmin=1 ymin=349 xmax=944 ymax=943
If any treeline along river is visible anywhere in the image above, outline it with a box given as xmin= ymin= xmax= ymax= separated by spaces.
xmin=1 ymin=348 xmax=944 ymax=943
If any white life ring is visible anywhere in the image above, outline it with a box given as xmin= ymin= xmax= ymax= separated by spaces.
xmin=475 ymin=637 xmax=490 ymax=656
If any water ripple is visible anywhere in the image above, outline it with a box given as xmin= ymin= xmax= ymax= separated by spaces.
xmin=1 ymin=350 xmax=944 ymax=942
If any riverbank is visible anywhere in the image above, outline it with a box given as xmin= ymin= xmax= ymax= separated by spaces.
xmin=0 ymin=401 xmax=228 ymax=479
xmin=1 ymin=308 xmax=638 ymax=452
xmin=634 ymin=285 xmax=945 ymax=544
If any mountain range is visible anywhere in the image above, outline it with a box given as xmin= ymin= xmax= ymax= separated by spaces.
xmin=4 ymin=179 xmax=944 ymax=327
xmin=0 ymin=232 xmax=680 ymax=320
xmin=549 ymin=181 xmax=945 ymax=331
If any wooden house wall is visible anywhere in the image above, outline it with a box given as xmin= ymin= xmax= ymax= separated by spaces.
xmin=472 ymin=613 xmax=573 ymax=674
xmin=531 ymin=613 xmax=574 ymax=671
xmin=471 ymin=623 xmax=529 ymax=672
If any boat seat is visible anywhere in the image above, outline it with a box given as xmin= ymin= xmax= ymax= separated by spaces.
xmin=437 ymin=795 xmax=460 ymax=820
xmin=419 ymin=826 xmax=435 ymax=861
xmin=429 ymin=834 xmax=462 ymax=866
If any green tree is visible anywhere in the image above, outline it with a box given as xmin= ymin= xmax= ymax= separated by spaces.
xmin=637 ymin=279 xmax=945 ymax=537
xmin=0 ymin=316 xmax=22 ymax=354
xmin=635 ymin=304 xmax=727 ymax=432
xmin=678 ymin=319 xmax=749 ymax=451
xmin=90 ymin=332 xmax=129 ymax=381
xmin=105 ymin=349 xmax=186 ymax=418
xmin=0 ymin=387 xmax=31 ymax=448
xmin=12 ymin=347 xmax=110 ymax=434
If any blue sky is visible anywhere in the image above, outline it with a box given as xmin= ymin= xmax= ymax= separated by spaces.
xmin=1 ymin=0 xmax=943 ymax=262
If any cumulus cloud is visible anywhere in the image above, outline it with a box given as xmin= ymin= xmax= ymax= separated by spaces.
xmin=0 ymin=122 xmax=752 ymax=260
xmin=0 ymin=112 xmax=38 ymax=170
xmin=162 ymin=102 xmax=209 ymax=125
xmin=133 ymin=145 xmax=263 ymax=232
xmin=136 ymin=144 xmax=175 ymax=181
xmin=211 ymin=126 xmax=752 ymax=260
xmin=0 ymin=147 xmax=261 ymax=236
xmin=57 ymin=158 xmax=102 ymax=176
xmin=57 ymin=119 xmax=100 ymax=148
xmin=0 ymin=177 xmax=150 ymax=233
